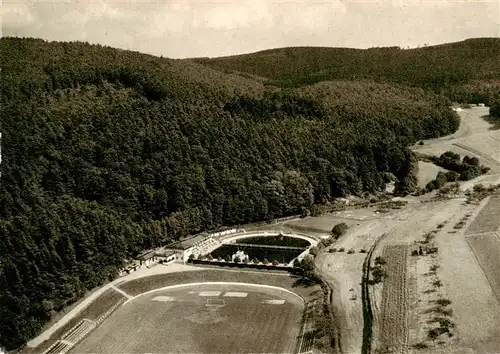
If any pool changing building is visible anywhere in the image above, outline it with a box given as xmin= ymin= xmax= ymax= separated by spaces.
xmin=165 ymin=228 xmax=242 ymax=263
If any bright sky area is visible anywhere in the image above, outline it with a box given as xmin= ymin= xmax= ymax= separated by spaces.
xmin=2 ymin=0 xmax=500 ymax=58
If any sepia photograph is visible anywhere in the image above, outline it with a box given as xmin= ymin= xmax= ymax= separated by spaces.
xmin=1 ymin=0 xmax=499 ymax=353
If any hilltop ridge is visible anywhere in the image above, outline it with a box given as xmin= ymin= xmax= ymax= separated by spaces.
xmin=193 ymin=37 xmax=500 ymax=103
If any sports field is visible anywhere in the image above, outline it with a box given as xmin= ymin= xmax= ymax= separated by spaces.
xmin=69 ymin=283 xmax=304 ymax=353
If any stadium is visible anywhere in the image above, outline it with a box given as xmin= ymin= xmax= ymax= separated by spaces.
xmin=32 ymin=231 xmax=325 ymax=354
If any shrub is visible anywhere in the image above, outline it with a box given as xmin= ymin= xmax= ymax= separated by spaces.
xmin=428 ymin=328 xmax=441 ymax=341
xmin=329 ymin=248 xmax=337 ymax=253
xmin=413 ymin=342 xmax=428 ymax=349
xmin=359 ymin=248 xmax=367 ymax=253
xmin=263 ymin=258 xmax=269 ymax=265
xmin=347 ymin=248 xmax=354 ymax=254
xmin=374 ymin=256 xmax=386 ymax=265
xmin=427 ymin=247 xmax=438 ymax=254
xmin=331 ymin=222 xmax=349 ymax=238
xmin=436 ymin=298 xmax=451 ymax=307
xmin=433 ymin=280 xmax=443 ymax=288
xmin=411 ymin=250 xmax=419 ymax=256
xmin=207 ymin=254 xmax=213 ymax=260
xmin=338 ymin=247 xmax=345 ymax=252
xmin=372 ymin=267 xmax=387 ymax=283
xmin=437 ymin=223 xmax=445 ymax=229
xmin=309 ymin=246 xmax=319 ymax=257
xmin=453 ymin=221 xmax=465 ymax=229
xmin=438 ymin=317 xmax=455 ymax=330
xmin=272 ymin=259 xmax=280 ymax=266
xmin=445 ymin=171 xmax=460 ymax=182
xmin=490 ymin=102 xmax=500 ymax=119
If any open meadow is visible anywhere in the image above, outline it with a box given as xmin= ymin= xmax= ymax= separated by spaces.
xmin=413 ymin=107 xmax=500 ymax=181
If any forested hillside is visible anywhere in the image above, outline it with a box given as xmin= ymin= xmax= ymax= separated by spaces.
xmin=194 ymin=38 xmax=500 ymax=104
xmin=0 ymin=37 xmax=458 ymax=350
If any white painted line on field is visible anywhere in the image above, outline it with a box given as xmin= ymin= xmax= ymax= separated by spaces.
xmin=263 ymin=299 xmax=285 ymax=304
xmin=123 ymin=282 xmax=304 ymax=305
xmin=111 ymin=285 xmax=133 ymax=300
xmin=198 ymin=291 xmax=221 ymax=297
xmin=152 ymin=296 xmax=175 ymax=302
xmin=223 ymin=292 xmax=248 ymax=297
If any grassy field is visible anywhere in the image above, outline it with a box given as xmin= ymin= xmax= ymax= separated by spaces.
xmin=22 ymin=289 xmax=125 ymax=354
xmin=417 ymin=161 xmax=448 ymax=189
xmin=466 ymin=233 xmax=500 ymax=302
xmin=379 ymin=244 xmax=409 ymax=353
xmin=117 ymin=269 xmax=321 ymax=299
xmin=466 ymin=195 xmax=500 ymax=235
xmin=70 ymin=284 xmax=304 ymax=353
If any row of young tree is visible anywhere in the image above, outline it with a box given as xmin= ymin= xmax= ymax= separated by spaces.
xmin=0 ymin=38 xmax=460 ymax=350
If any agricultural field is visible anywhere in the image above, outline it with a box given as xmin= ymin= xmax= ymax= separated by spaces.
xmin=429 ymin=203 xmax=500 ymax=354
xmin=465 ymin=195 xmax=500 ymax=235
xmin=466 ymin=233 xmax=500 ymax=302
xmin=69 ymin=284 xmax=304 ymax=353
xmin=378 ymin=244 xmax=409 ymax=353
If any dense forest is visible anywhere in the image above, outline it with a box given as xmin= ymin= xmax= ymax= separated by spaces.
xmin=194 ymin=38 xmax=500 ymax=105
xmin=0 ymin=37 xmax=462 ymax=350
xmin=491 ymin=102 xmax=500 ymax=119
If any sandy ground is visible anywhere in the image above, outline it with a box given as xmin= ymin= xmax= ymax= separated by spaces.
xmin=308 ymin=195 xmax=495 ymax=354
xmin=423 ymin=199 xmax=500 ymax=353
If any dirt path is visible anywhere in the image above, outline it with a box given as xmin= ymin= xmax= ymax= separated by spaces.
xmin=26 ymin=263 xmax=199 ymax=348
